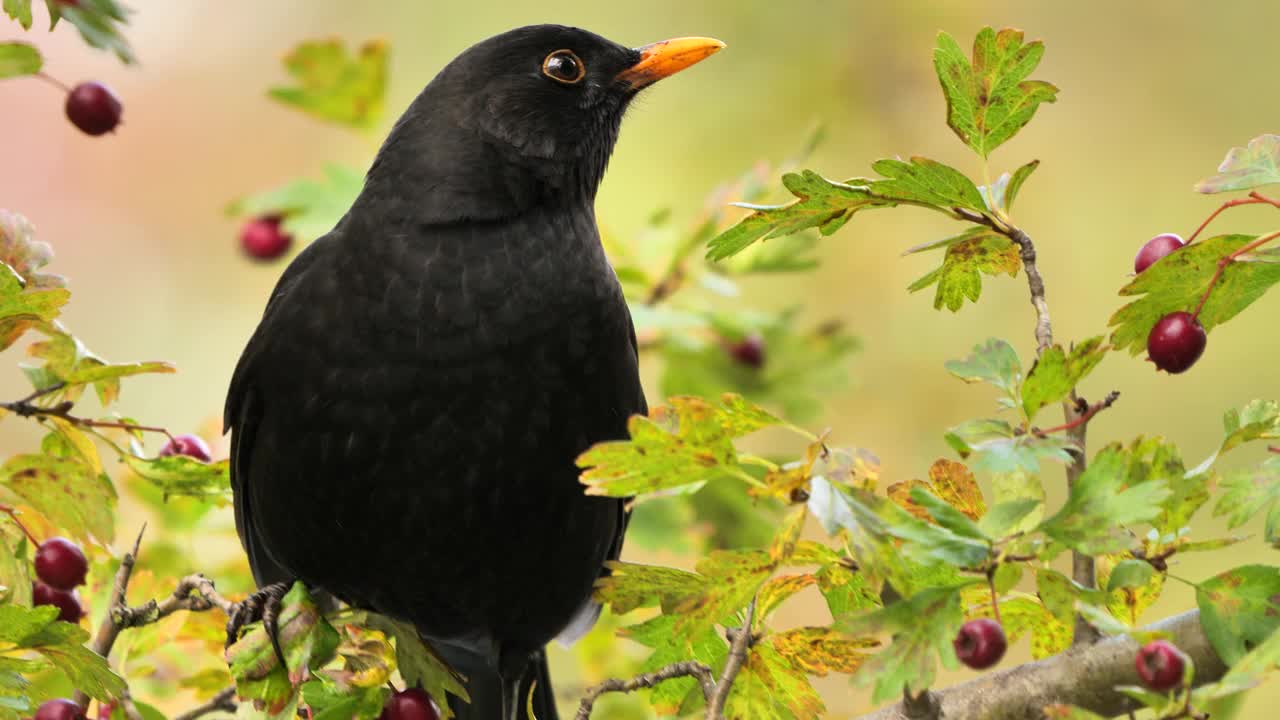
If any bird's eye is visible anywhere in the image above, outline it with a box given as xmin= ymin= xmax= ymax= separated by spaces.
xmin=542 ymin=50 xmax=585 ymax=85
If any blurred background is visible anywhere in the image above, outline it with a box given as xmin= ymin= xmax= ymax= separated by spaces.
xmin=3 ymin=1 xmax=1280 ymax=717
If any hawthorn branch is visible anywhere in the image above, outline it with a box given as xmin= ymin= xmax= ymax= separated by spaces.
xmin=706 ymin=597 xmax=757 ymax=719
xmin=1033 ymin=392 xmax=1121 ymax=437
xmin=856 ymin=609 xmax=1224 ymax=720
xmin=172 ymin=689 xmax=237 ymax=720
xmin=573 ymin=662 xmax=716 ymax=720
xmin=1 ymin=382 xmax=174 ymax=439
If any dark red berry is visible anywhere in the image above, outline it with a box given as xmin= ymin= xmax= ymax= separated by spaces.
xmin=64 ymin=82 xmax=122 ymax=136
xmin=1134 ymin=233 xmax=1185 ymax=274
xmin=34 ymin=700 xmax=86 ymax=720
xmin=1135 ymin=639 xmax=1186 ymax=691
xmin=379 ymin=688 xmax=439 ymax=720
xmin=727 ymin=334 xmax=766 ymax=369
xmin=34 ymin=537 xmax=88 ymax=591
xmin=32 ymin=581 xmax=82 ymax=623
xmin=239 ymin=216 xmax=293 ymax=261
xmin=953 ymin=618 xmax=1007 ymax=669
xmin=158 ymin=433 xmax=212 ymax=462
xmin=1146 ymin=311 xmax=1207 ymax=374
xmin=97 ymin=703 xmax=115 ymax=720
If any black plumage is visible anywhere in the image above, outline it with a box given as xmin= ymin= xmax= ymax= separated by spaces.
xmin=224 ymin=24 xmax=722 ymax=720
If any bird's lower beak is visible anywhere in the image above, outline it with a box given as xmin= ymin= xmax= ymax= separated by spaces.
xmin=614 ymin=36 xmax=725 ymax=90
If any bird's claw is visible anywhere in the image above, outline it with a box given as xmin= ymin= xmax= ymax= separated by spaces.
xmin=225 ymin=581 xmax=290 ymax=670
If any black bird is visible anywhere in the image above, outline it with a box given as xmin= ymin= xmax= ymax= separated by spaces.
xmin=224 ymin=25 xmax=723 ymax=720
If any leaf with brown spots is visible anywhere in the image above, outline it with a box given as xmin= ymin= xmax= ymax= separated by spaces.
xmin=2 ymin=453 xmax=115 ymax=544
xmin=724 ymin=644 xmax=826 ymax=720
xmin=886 ymin=479 xmax=933 ymax=522
xmin=754 ymin=574 xmax=818 ymax=630
xmin=767 ymin=627 xmax=878 ymax=676
xmin=578 ymin=394 xmax=782 ymax=497
xmin=269 ymin=39 xmax=388 ymax=130
xmin=929 ymin=459 xmax=987 ymax=520
xmin=1196 ymin=565 xmax=1280 ymax=665
xmin=933 ymin=27 xmax=1059 ymax=158
xmin=907 ymin=227 xmax=1021 ymax=311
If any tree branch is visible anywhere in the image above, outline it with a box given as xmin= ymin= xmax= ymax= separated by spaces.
xmin=706 ymin=597 xmax=757 ymax=719
xmin=855 ymin=610 xmax=1224 ymax=720
xmin=1005 ymin=226 xmax=1053 ymax=355
xmin=573 ymin=662 xmax=716 ymax=720
xmin=1 ymin=382 xmax=173 ymax=438
xmin=172 ymin=689 xmax=237 ymax=720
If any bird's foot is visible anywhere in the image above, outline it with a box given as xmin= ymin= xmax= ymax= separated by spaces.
xmin=225 ymin=581 xmax=291 ymax=669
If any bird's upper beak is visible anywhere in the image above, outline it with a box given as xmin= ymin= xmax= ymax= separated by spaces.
xmin=614 ymin=36 xmax=725 ymax=91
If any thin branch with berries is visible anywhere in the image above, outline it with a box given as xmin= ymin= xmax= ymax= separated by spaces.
xmin=1 ymin=383 xmax=175 ymax=440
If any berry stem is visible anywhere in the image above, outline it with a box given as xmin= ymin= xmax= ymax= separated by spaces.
xmin=1269 ymin=446 xmax=1280 ymax=455
xmin=1191 ymin=229 xmax=1280 ymax=320
xmin=0 ymin=504 xmax=40 ymax=545
xmin=986 ymin=570 xmax=1003 ymax=626
xmin=1185 ymin=192 xmax=1280 ymax=245
xmin=34 ymin=71 xmax=71 ymax=94
xmin=1032 ymin=391 xmax=1121 ymax=436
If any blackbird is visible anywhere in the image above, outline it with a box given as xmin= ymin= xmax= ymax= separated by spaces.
xmin=224 ymin=25 xmax=723 ymax=720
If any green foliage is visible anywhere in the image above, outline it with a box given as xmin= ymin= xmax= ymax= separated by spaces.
xmin=269 ymin=39 xmax=388 ymax=130
xmin=1038 ymin=444 xmax=1172 ymax=554
xmin=122 ymin=454 xmax=231 ymax=502
xmin=1020 ymin=338 xmax=1107 ymax=420
xmin=0 ymin=605 xmax=125 ymax=711
xmin=1 ymin=453 xmax=115 ymax=545
xmin=362 ymin=615 xmax=469 ymax=719
xmin=0 ymin=42 xmax=39 ymax=78
xmin=1196 ymin=134 xmax=1280 ymax=194
xmin=1109 ymin=234 xmax=1280 ymax=354
xmin=227 ymin=164 xmax=365 ymax=243
xmin=49 ymin=0 xmax=134 ymax=64
xmin=906 ymin=227 xmax=1020 ymax=311
xmin=2 ymin=0 xmax=32 ymax=30
xmin=1196 ymin=566 xmax=1280 ymax=666
xmin=932 ymin=27 xmax=1058 ymax=158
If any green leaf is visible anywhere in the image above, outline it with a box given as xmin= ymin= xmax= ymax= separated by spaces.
xmin=3 ymin=607 xmax=124 ymax=701
xmin=228 ymin=583 xmax=340 ymax=717
xmin=1196 ymin=565 xmax=1280 ymax=665
xmin=1120 ymin=437 xmax=1208 ymax=537
xmin=944 ymin=338 xmax=1021 ymax=407
xmin=0 ymin=604 xmax=57 ymax=643
xmin=3 ymin=0 xmax=32 ymax=29
xmin=706 ymin=170 xmax=891 ymax=260
xmin=122 ymin=454 xmax=231 ymax=501
xmin=0 ymin=271 xmax=68 ymax=354
xmin=908 ymin=486 xmax=985 ymax=540
xmin=1222 ymin=399 xmax=1280 ymax=455
xmin=1038 ymin=444 xmax=1172 ymax=554
xmin=944 ymin=418 xmax=1077 ymax=473
xmin=578 ymin=394 xmax=779 ymax=497
xmin=0 ymin=532 xmax=31 ymax=606
xmin=845 ymin=488 xmax=992 ymax=574
xmin=1215 ymin=456 xmax=1280 ymax=543
xmin=301 ymin=680 xmax=386 ymax=720
xmin=724 ymin=643 xmax=825 ymax=720
xmin=1020 ymin=337 xmax=1107 ymax=420
xmin=2 ymin=453 xmax=115 ymax=544
xmin=57 ymin=0 xmax=134 ymax=64
xmin=24 ymin=325 xmax=173 ymax=406
xmin=767 ymin=626 xmax=877 ymax=676
xmin=620 ymin=614 xmax=726 ymax=715
xmin=269 ymin=38 xmax=388 ymax=130
xmin=966 ymin=593 xmax=1069 ymax=659
xmin=1004 ymin=159 xmax=1039 ymax=209
xmin=838 ymin=584 xmax=972 ymax=704
xmin=980 ymin=499 xmax=1042 ymax=539
xmin=1109 ymin=234 xmax=1280 ymax=355
xmin=933 ymin=27 xmax=1059 ymax=157
xmin=814 ymin=561 xmax=880 ymax=618
xmin=1105 ymin=559 xmax=1155 ymax=592
xmin=361 ymin=615 xmax=468 ymax=720
xmin=869 ymin=157 xmax=988 ymax=215
xmin=227 ymin=164 xmax=365 ymax=243
xmin=0 ymin=42 xmax=40 ymax=78
xmin=1196 ymin=134 xmax=1280 ymax=194
xmin=907 ymin=229 xmax=1021 ymax=311
xmin=986 ymin=470 xmax=1045 ymax=535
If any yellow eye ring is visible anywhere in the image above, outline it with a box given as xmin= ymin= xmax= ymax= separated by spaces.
xmin=542 ymin=50 xmax=586 ymax=85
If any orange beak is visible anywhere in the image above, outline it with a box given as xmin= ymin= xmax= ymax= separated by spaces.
xmin=614 ymin=36 xmax=726 ymax=90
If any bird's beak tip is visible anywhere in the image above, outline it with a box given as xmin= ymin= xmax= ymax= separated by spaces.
xmin=615 ymin=36 xmax=725 ymax=90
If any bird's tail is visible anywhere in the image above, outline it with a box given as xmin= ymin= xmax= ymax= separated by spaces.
xmin=438 ymin=646 xmax=559 ymax=720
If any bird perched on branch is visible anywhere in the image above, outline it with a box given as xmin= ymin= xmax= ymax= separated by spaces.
xmin=224 ymin=24 xmax=723 ymax=720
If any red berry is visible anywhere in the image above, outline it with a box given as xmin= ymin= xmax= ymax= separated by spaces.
xmin=953 ymin=618 xmax=1007 ymax=669
xmin=1135 ymin=640 xmax=1186 ymax=691
xmin=34 ymin=537 xmax=88 ymax=591
xmin=379 ymin=688 xmax=439 ymax=720
xmin=32 ymin=581 xmax=82 ymax=623
xmin=64 ymin=82 xmax=122 ymax=136
xmin=1146 ymin=311 xmax=1207 ymax=374
xmin=239 ymin=216 xmax=293 ymax=261
xmin=97 ymin=703 xmax=116 ymax=720
xmin=727 ymin=334 xmax=766 ymax=369
xmin=34 ymin=700 xmax=86 ymax=720
xmin=1134 ymin=233 xmax=1185 ymax=274
xmin=158 ymin=433 xmax=213 ymax=462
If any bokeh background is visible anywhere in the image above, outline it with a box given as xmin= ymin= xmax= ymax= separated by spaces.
xmin=4 ymin=1 xmax=1280 ymax=717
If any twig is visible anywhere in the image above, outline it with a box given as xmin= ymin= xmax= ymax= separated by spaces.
xmin=1191 ymin=229 xmax=1280 ymax=319
xmin=1033 ymin=391 xmax=1121 ymax=436
xmin=1 ymin=384 xmax=174 ymax=439
xmin=1004 ymin=226 xmax=1054 ymax=355
xmin=1269 ymin=445 xmax=1280 ymax=455
xmin=706 ymin=597 xmax=757 ymax=719
xmin=172 ymin=688 xmax=237 ymax=720
xmin=573 ymin=662 xmax=715 ymax=720
xmin=118 ymin=689 xmax=144 ymax=720
xmin=0 ymin=504 xmax=39 ymax=545
xmin=857 ymin=610 xmax=1224 ymax=720
xmin=1185 ymin=191 xmax=1280 ymax=245
xmin=75 ymin=526 xmax=147 ymax=709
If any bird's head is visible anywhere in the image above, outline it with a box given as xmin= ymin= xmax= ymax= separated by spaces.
xmin=359 ymin=25 xmax=724 ymax=225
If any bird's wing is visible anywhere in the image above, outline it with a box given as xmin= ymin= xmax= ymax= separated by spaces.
xmin=224 ymin=234 xmax=332 ymax=587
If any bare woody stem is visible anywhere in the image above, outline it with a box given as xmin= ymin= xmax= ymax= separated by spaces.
xmin=574 ymin=662 xmax=716 ymax=720
xmin=1 ymin=383 xmax=174 ymax=439
xmin=1034 ymin=392 xmax=1121 ymax=436
xmin=172 ymin=689 xmax=237 ymax=720
xmin=706 ymin=597 xmax=757 ymax=719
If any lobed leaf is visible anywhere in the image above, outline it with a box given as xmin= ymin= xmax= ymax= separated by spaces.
xmin=0 ymin=42 xmax=40 ymax=78
xmin=55 ymin=0 xmax=134 ymax=64
xmin=1019 ymin=337 xmax=1107 ymax=420
xmin=909 ymin=229 xmax=1021 ymax=311
xmin=1214 ymin=457 xmax=1280 ymax=545
xmin=1037 ymin=444 xmax=1172 ymax=554
xmin=944 ymin=417 xmax=1078 ymax=473
xmin=723 ymin=644 xmax=825 ymax=720
xmin=269 ymin=39 xmax=388 ymax=129
xmin=1196 ymin=565 xmax=1280 ymax=665
xmin=362 ymin=615 xmax=469 ymax=719
xmin=2 ymin=453 xmax=115 ymax=544
xmin=227 ymin=164 xmax=365 ymax=243
xmin=766 ymin=627 xmax=877 ymax=676
xmin=933 ymin=27 xmax=1059 ymax=157
xmin=3 ymin=0 xmax=32 ymax=29
xmin=1196 ymin=134 xmax=1280 ymax=193
xmin=1109 ymin=234 xmax=1280 ymax=355
xmin=123 ymin=454 xmax=231 ymax=501
xmin=944 ymin=338 xmax=1022 ymax=407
